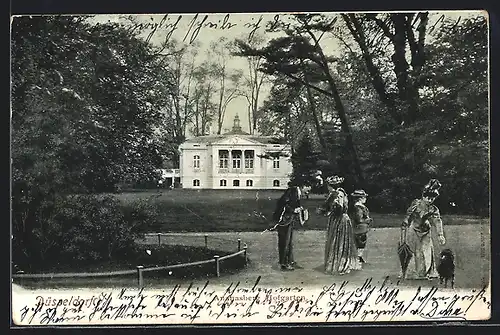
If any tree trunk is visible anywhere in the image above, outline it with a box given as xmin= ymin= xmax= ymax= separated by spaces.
xmin=217 ymin=88 xmax=224 ymax=135
xmin=216 ymin=66 xmax=227 ymax=135
xmin=307 ymin=32 xmax=366 ymax=187
xmin=303 ymin=71 xmax=334 ymax=166
xmin=247 ymin=104 xmax=252 ymax=134
xmin=323 ymin=74 xmax=366 ymax=187
xmin=341 ymin=14 xmax=401 ymax=126
xmin=341 ymin=13 xmax=433 ymax=182
xmin=194 ymin=99 xmax=200 ymax=136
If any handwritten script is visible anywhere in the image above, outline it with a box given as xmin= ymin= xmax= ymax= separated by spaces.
xmin=14 ymin=277 xmax=490 ymax=325
xmin=125 ymin=13 xmax=467 ymax=46
xmin=127 ymin=13 xmax=319 ymax=44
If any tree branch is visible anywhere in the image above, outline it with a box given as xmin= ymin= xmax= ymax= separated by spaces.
xmin=280 ymin=71 xmax=333 ymax=98
xmin=342 ymin=13 xmax=401 ymax=124
xmin=367 ymin=14 xmax=395 ymax=40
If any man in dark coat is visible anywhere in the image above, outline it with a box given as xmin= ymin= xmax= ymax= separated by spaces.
xmin=272 ymin=178 xmax=312 ymax=271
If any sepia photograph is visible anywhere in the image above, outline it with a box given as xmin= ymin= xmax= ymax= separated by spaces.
xmin=10 ymin=10 xmax=491 ymax=325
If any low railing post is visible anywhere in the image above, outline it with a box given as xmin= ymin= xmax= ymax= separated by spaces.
xmin=204 ymin=234 xmax=208 ymax=249
xmin=243 ymin=245 xmax=248 ymax=266
xmin=214 ymin=255 xmax=220 ymax=277
xmin=237 ymin=238 xmax=241 ymax=251
xmin=137 ymin=265 xmax=144 ymax=288
xmin=157 ymin=233 xmax=161 ymax=247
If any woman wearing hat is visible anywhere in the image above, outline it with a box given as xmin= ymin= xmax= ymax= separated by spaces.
xmin=317 ymin=175 xmax=360 ymax=275
xmin=400 ymin=179 xmax=447 ymax=280
xmin=350 ymin=190 xmax=373 ymax=266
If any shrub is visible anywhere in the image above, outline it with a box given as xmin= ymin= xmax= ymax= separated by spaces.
xmin=12 ymin=194 xmax=160 ymax=272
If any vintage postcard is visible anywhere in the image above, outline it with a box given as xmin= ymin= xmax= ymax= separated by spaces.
xmin=10 ymin=10 xmax=491 ymax=326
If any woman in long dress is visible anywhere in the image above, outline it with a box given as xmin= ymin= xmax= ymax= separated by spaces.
xmin=401 ymin=179 xmax=447 ymax=280
xmin=318 ymin=175 xmax=360 ymax=275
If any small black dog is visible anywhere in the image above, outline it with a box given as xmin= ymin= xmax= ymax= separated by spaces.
xmin=437 ymin=248 xmax=455 ymax=288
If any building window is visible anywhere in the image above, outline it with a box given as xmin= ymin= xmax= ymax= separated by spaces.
xmin=232 ymin=150 xmax=242 ymax=169
xmin=273 ymin=156 xmax=280 ymax=169
xmin=219 ymin=150 xmax=229 ymax=168
xmin=193 ymin=155 xmax=200 ymax=169
xmin=273 ymin=180 xmax=280 ymax=187
xmin=193 ymin=179 xmax=200 ymax=187
xmin=246 ymin=180 xmax=253 ymax=187
xmin=244 ymin=150 xmax=254 ymax=169
xmin=220 ymin=179 xmax=227 ymax=187
xmin=233 ymin=180 xmax=240 ymax=187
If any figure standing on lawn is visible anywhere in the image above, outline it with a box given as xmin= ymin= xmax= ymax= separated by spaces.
xmin=318 ymin=175 xmax=360 ymax=275
xmin=350 ymin=190 xmax=373 ymax=266
xmin=271 ymin=177 xmax=312 ymax=271
xmin=400 ymin=179 xmax=447 ymax=280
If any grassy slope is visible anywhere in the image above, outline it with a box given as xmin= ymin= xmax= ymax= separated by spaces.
xmin=115 ymin=189 xmax=489 ymax=233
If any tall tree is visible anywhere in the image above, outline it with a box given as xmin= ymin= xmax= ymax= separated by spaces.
xmin=190 ymin=62 xmax=217 ymax=136
xmin=11 ymin=15 xmax=170 ymax=261
xmin=340 ymin=13 xmax=431 ymax=183
xmin=233 ymin=33 xmax=270 ymax=134
xmin=291 ymin=132 xmax=323 ymax=179
xmin=256 ymin=74 xmax=312 ymax=145
xmin=327 ymin=13 xmax=488 ymax=213
xmin=12 ymin=16 xmax=169 ymax=193
xmin=418 ymin=15 xmax=489 ymax=215
xmin=156 ymin=39 xmax=201 ymax=163
xmin=235 ymin=14 xmax=365 ymax=186
xmin=209 ymin=37 xmax=243 ymax=134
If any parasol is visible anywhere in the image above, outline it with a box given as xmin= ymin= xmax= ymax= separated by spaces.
xmin=398 ymin=227 xmax=413 ymax=279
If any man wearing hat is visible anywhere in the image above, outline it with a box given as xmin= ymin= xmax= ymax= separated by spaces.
xmin=271 ymin=176 xmax=314 ymax=271
xmin=350 ymin=190 xmax=373 ymax=265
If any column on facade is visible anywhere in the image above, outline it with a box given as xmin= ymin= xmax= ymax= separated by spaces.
xmin=212 ymin=147 xmax=217 ymax=174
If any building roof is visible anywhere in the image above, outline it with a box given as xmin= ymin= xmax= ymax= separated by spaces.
xmin=225 ymin=114 xmax=247 ymax=135
xmin=182 ymin=134 xmax=285 ymax=145
xmin=224 ymin=129 xmax=250 ymax=135
xmin=182 ymin=114 xmax=287 ymax=145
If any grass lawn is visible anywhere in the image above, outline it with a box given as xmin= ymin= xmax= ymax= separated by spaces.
xmin=114 ymin=189 xmax=489 ymax=233
xmin=14 ymin=190 xmax=489 ymax=290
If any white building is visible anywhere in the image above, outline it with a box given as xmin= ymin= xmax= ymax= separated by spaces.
xmin=156 ymin=168 xmax=181 ymax=188
xmin=179 ymin=115 xmax=293 ymax=189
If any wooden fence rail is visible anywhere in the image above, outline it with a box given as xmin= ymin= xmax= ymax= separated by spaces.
xmin=12 ymin=234 xmax=248 ymax=288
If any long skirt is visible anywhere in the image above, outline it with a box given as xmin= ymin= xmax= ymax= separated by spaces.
xmin=324 ymin=213 xmax=360 ymax=274
xmin=404 ymin=227 xmax=438 ymax=279
xmin=277 ymin=214 xmax=298 ymax=266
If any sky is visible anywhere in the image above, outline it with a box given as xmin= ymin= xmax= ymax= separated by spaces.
xmin=90 ymin=10 xmax=485 ymax=136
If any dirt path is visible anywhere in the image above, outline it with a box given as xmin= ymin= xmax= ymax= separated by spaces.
xmin=141 ymin=224 xmax=490 ymax=289
xmin=13 ymin=224 xmax=489 ymax=291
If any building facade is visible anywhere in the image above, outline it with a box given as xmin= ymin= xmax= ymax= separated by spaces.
xmin=178 ymin=115 xmax=293 ymax=189
xmin=156 ymin=168 xmax=181 ymax=188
